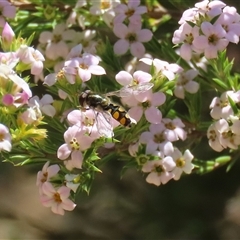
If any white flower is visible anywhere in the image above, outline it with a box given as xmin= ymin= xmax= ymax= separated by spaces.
xmin=0 ymin=124 xmax=11 ymax=152
xmin=171 ymin=148 xmax=194 ymax=180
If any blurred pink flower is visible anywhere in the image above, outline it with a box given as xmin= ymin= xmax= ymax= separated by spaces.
xmin=114 ymin=0 xmax=147 ymax=25
xmin=170 ymin=148 xmax=194 ymax=180
xmin=140 ymin=124 xmax=174 ymax=154
xmin=36 ymin=161 xmax=60 ymax=193
xmin=128 ymin=90 xmax=166 ymax=124
xmin=0 ymin=123 xmax=11 ymax=152
xmin=40 ymin=182 xmax=76 ymax=215
xmin=174 ymin=69 xmax=199 ymax=99
xmin=64 ymin=53 xmax=106 ymax=82
xmin=57 ymin=126 xmax=94 ymax=168
xmin=142 ymin=155 xmax=176 ymax=186
xmin=113 ymin=23 xmax=152 ymax=58
xmin=192 ymin=22 xmax=229 ymax=59
xmin=140 ymin=58 xmax=183 ymax=80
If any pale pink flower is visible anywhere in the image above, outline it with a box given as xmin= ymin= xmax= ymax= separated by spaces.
xmin=90 ymin=0 xmax=120 ymax=15
xmin=57 ymin=126 xmax=94 ymax=168
xmin=207 ymin=122 xmax=224 ymax=152
xmin=114 ymin=0 xmax=147 ymax=25
xmin=142 ymin=155 xmax=176 ymax=186
xmin=36 ymin=161 xmax=60 ymax=193
xmin=40 ymin=182 xmax=76 ymax=215
xmin=0 ymin=64 xmax=32 ymax=98
xmin=215 ymin=6 xmax=240 ymax=44
xmin=210 ymin=91 xmax=240 ymax=120
xmin=128 ymin=142 xmax=140 ymax=157
xmin=172 ymin=23 xmax=201 ymax=61
xmin=0 ymin=123 xmax=11 ymax=152
xmin=0 ymin=1 xmax=16 ymax=27
xmin=115 ymin=70 xmax=152 ymax=87
xmin=162 ymin=118 xmax=187 ymax=141
xmin=20 ymin=102 xmax=42 ymax=125
xmin=67 ymin=109 xmax=101 ymax=139
xmin=174 ymin=69 xmax=199 ymax=99
xmin=64 ymin=53 xmax=106 ymax=82
xmin=192 ymin=22 xmax=229 ymax=59
xmin=2 ymin=22 xmax=15 ymax=45
xmin=113 ymin=23 xmax=153 ymax=58
xmin=115 ymin=70 xmax=153 ymax=99
xmin=44 ymin=67 xmax=77 ymax=86
xmin=2 ymin=91 xmax=29 ymax=108
xmin=140 ymin=58 xmax=183 ymax=81
xmin=128 ymin=90 xmax=166 ymax=124
xmin=170 ymin=148 xmax=194 ymax=180
xmin=218 ymin=118 xmax=240 ymax=150
xmin=0 ymin=52 xmax=19 ymax=69
xmin=195 ymin=0 xmax=226 ymax=18
xmin=29 ymin=94 xmax=56 ymax=117
xmin=178 ymin=8 xmax=199 ymax=25
xmin=39 ymin=23 xmax=76 ymax=60
xmin=140 ymin=124 xmax=174 ymax=155
xmin=17 ymin=45 xmax=45 ymax=75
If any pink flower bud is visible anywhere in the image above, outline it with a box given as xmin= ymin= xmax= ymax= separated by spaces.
xmin=2 ymin=22 xmax=15 ymax=44
xmin=2 ymin=94 xmax=14 ymax=106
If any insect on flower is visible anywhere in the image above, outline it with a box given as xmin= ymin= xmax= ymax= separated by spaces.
xmin=78 ymin=83 xmax=154 ymax=137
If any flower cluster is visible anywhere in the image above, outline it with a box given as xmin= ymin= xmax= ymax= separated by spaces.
xmin=207 ymin=91 xmax=240 ymax=152
xmin=113 ymin=0 xmax=153 ymax=58
xmin=36 ymin=162 xmax=76 ymax=215
xmin=173 ymin=0 xmax=240 ymax=60
xmin=0 ymin=0 xmax=240 ymax=216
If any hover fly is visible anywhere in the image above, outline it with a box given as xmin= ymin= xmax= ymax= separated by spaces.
xmin=78 ymin=83 xmax=154 ymax=137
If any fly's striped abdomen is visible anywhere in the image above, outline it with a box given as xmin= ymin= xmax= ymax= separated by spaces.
xmin=107 ymin=103 xmax=132 ymax=127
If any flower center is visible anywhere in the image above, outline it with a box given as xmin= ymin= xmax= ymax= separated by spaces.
xmin=154 ymin=164 xmax=164 ymax=173
xmin=70 ymin=137 xmax=80 ymax=150
xmin=141 ymin=101 xmax=151 ymax=109
xmin=219 ymin=99 xmax=229 ymax=108
xmin=79 ymin=63 xmax=88 ymax=69
xmin=83 ymin=115 xmax=95 ymax=127
xmin=176 ymin=157 xmax=185 ymax=167
xmin=137 ymin=154 xmax=149 ymax=165
xmin=165 ymin=122 xmax=176 ymax=130
xmin=125 ymin=9 xmax=135 ymax=17
xmin=208 ymin=129 xmax=217 ymax=141
xmin=53 ymin=34 xmax=62 ymax=43
xmin=53 ymin=192 xmax=62 ymax=203
xmin=153 ymin=133 xmax=164 ymax=143
xmin=126 ymin=33 xmax=137 ymax=43
xmin=41 ymin=172 xmax=48 ymax=183
xmin=57 ymin=69 xmax=65 ymax=79
xmin=101 ymin=0 xmax=110 ymax=9
xmin=184 ymin=33 xmax=194 ymax=44
xmin=208 ymin=34 xmax=218 ymax=45
xmin=0 ymin=133 xmax=4 ymax=141
xmin=177 ymin=75 xmax=189 ymax=86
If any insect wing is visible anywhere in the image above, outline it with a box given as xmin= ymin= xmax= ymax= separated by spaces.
xmin=132 ymin=82 xmax=154 ymax=95
xmin=96 ymin=111 xmax=114 ymax=138
xmin=106 ymin=82 xmax=154 ymax=98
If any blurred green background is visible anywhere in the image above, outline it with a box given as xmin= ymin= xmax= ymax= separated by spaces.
xmin=1 ymin=0 xmax=240 ymax=239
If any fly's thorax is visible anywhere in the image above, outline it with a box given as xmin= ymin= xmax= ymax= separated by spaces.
xmin=79 ymin=91 xmax=111 ymax=112
xmin=79 ymin=90 xmax=91 ymax=108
